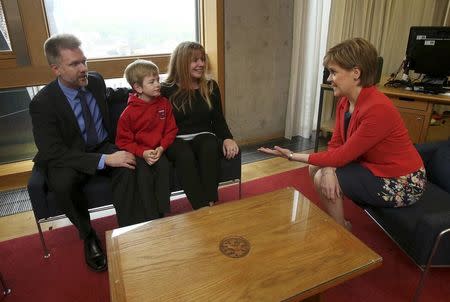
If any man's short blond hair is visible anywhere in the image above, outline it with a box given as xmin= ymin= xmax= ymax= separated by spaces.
xmin=124 ymin=59 xmax=159 ymax=87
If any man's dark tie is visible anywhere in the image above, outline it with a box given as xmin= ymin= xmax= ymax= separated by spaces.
xmin=77 ymin=90 xmax=98 ymax=147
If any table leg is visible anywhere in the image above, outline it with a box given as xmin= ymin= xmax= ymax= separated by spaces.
xmin=301 ymin=293 xmax=322 ymax=302
xmin=288 ymin=293 xmax=321 ymax=302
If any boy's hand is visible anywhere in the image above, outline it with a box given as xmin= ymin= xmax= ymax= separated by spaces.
xmin=143 ymin=147 xmax=164 ymax=165
xmin=153 ymin=146 xmax=164 ymax=159
xmin=143 ymin=149 xmax=156 ymax=165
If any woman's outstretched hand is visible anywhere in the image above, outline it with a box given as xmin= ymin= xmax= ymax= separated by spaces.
xmin=258 ymin=146 xmax=292 ymax=159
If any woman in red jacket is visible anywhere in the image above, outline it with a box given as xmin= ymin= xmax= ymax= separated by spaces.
xmin=259 ymin=38 xmax=426 ymax=230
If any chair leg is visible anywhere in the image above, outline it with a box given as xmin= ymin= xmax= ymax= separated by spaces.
xmin=238 ymin=179 xmax=242 ymax=199
xmin=0 ymin=272 xmax=11 ymax=296
xmin=35 ymin=219 xmax=51 ymax=258
xmin=238 ymin=178 xmax=242 ymax=199
xmin=412 ymin=228 xmax=450 ymax=302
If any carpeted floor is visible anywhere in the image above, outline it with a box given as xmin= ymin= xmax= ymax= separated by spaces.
xmin=1 ymin=167 xmax=449 ymax=302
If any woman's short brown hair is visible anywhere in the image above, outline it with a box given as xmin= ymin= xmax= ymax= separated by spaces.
xmin=323 ymin=37 xmax=378 ymax=87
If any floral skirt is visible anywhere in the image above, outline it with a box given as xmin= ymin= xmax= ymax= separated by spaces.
xmin=378 ymin=167 xmax=426 ymax=207
xmin=335 ymin=163 xmax=426 ymax=208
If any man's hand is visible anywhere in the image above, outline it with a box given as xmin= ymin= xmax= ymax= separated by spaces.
xmin=105 ymin=151 xmax=136 ymax=169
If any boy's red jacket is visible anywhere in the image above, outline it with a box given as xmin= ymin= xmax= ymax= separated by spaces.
xmin=116 ymin=93 xmax=178 ymax=157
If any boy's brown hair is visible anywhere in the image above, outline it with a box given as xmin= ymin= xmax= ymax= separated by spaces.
xmin=124 ymin=59 xmax=159 ymax=88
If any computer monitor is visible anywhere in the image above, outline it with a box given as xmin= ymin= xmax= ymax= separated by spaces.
xmin=405 ymin=26 xmax=450 ymax=86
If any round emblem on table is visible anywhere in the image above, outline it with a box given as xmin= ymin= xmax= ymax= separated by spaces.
xmin=219 ymin=236 xmax=250 ymax=258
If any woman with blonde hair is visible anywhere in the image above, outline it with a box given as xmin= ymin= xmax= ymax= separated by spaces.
xmin=259 ymin=38 xmax=426 ymax=230
xmin=161 ymin=41 xmax=239 ymax=210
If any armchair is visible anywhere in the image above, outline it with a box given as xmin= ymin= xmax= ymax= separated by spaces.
xmin=364 ymin=139 xmax=450 ymax=302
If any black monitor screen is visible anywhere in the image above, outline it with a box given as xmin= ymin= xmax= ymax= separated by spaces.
xmin=406 ymin=26 xmax=450 ymax=77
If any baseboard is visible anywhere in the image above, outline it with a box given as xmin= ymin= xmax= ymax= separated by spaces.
xmin=236 ymin=132 xmax=285 ymax=146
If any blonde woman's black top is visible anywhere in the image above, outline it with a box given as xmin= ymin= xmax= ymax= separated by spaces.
xmin=160 ymin=79 xmax=233 ymax=140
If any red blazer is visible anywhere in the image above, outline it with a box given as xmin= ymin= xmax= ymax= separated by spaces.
xmin=308 ymin=86 xmax=423 ymax=177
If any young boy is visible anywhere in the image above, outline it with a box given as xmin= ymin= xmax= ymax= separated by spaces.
xmin=114 ymin=59 xmax=177 ymax=227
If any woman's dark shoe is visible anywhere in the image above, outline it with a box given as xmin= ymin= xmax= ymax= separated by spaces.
xmin=84 ymin=233 xmax=107 ymax=272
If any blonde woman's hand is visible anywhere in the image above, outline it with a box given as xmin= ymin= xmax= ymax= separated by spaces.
xmin=223 ymin=139 xmax=239 ymax=159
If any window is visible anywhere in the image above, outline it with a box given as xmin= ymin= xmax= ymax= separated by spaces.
xmin=0 ymin=0 xmax=223 ymax=165
xmin=0 ymin=1 xmax=15 ymax=69
xmin=0 ymin=87 xmax=39 ymax=164
xmin=0 ymin=2 xmax=11 ymax=51
xmin=43 ymin=0 xmax=198 ymax=58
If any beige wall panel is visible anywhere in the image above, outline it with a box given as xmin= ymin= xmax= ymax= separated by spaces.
xmin=224 ymin=0 xmax=293 ymax=142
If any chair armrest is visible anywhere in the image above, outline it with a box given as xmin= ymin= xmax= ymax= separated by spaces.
xmin=415 ymin=140 xmax=449 ymax=166
xmin=106 ymin=87 xmax=131 ymax=142
xmin=27 ymin=165 xmax=50 ymax=221
xmin=219 ymin=151 xmax=242 ymax=182
xmin=414 ymin=210 xmax=450 ymax=265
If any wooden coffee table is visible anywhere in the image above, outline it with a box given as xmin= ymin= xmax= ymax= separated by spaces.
xmin=106 ymin=187 xmax=382 ymax=301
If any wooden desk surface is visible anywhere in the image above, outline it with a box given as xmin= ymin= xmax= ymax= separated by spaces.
xmin=321 ymin=81 xmax=450 ymax=105
xmin=378 ymin=84 xmax=450 ymax=105
xmin=106 ymin=188 xmax=382 ymax=302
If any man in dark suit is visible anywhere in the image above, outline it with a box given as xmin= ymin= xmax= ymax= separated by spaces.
xmin=29 ymin=34 xmax=136 ymax=272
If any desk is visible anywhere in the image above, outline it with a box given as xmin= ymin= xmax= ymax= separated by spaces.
xmin=106 ymin=187 xmax=382 ymax=302
xmin=314 ymin=83 xmax=450 ymax=151
xmin=379 ymin=85 xmax=450 ymax=143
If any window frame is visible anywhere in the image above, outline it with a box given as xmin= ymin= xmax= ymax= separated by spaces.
xmin=0 ymin=51 xmax=16 ymax=68
xmin=0 ymin=0 xmax=224 ymax=94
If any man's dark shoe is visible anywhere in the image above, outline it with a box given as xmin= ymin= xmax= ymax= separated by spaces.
xmin=84 ymin=233 xmax=107 ymax=272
